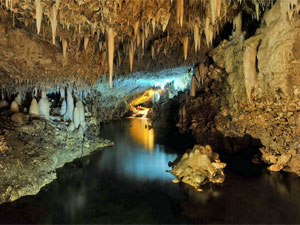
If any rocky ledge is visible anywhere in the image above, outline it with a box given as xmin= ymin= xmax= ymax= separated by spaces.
xmin=0 ymin=109 xmax=113 ymax=204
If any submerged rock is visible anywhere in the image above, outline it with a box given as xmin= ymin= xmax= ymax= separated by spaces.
xmin=169 ymin=145 xmax=226 ymax=190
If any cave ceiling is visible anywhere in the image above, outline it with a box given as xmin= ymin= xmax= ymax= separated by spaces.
xmin=0 ymin=0 xmax=276 ymax=88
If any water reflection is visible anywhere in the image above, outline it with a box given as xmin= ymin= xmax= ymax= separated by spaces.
xmin=2 ymin=119 xmax=300 ymax=224
xmin=98 ymin=118 xmax=177 ymax=181
xmin=129 ymin=118 xmax=154 ymax=151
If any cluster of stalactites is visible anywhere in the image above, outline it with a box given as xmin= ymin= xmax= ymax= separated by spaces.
xmin=204 ymin=0 xmax=228 ymax=47
xmin=210 ymin=0 xmax=222 ymax=25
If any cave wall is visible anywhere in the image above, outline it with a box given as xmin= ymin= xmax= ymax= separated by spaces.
xmin=213 ymin=0 xmax=300 ymax=174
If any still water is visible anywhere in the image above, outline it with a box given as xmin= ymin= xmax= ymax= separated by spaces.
xmin=1 ymin=118 xmax=300 ymax=224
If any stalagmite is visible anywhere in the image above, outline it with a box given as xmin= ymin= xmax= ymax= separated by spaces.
xmin=64 ymin=88 xmax=74 ymax=121
xmin=10 ymin=101 xmax=19 ymax=113
xmin=129 ymin=40 xmax=134 ymax=72
xmin=77 ymin=101 xmax=86 ymax=128
xmin=73 ymin=107 xmax=80 ymax=128
xmin=60 ymin=99 xmax=66 ymax=116
xmin=243 ymin=43 xmax=259 ymax=105
xmin=194 ymin=24 xmax=200 ymax=52
xmin=29 ymin=98 xmax=39 ymax=118
xmin=68 ymin=122 xmax=75 ymax=132
xmin=35 ymin=0 xmax=43 ymax=34
xmin=176 ymin=0 xmax=184 ymax=27
xmin=183 ymin=36 xmax=189 ymax=61
xmin=15 ymin=94 xmax=22 ymax=106
xmin=84 ymin=37 xmax=89 ymax=50
xmin=62 ymin=38 xmax=68 ymax=61
xmin=38 ymin=91 xmax=50 ymax=120
xmin=107 ymin=28 xmax=115 ymax=89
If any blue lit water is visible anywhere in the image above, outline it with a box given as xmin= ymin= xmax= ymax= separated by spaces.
xmin=0 ymin=118 xmax=300 ymax=224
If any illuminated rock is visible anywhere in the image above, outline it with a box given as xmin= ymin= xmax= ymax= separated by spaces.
xmin=169 ymin=145 xmax=226 ymax=190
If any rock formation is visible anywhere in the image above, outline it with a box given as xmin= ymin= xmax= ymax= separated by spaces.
xmin=170 ymin=145 xmax=226 ymax=191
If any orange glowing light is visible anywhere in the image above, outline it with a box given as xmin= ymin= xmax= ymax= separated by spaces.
xmin=129 ymin=119 xmax=154 ymax=151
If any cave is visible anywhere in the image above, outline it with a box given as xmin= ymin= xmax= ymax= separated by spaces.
xmin=0 ymin=0 xmax=300 ymax=224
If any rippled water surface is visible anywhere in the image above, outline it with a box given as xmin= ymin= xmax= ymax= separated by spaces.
xmin=1 ymin=118 xmax=300 ymax=224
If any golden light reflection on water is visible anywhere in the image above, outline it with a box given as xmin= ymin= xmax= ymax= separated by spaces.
xmin=129 ymin=118 xmax=154 ymax=151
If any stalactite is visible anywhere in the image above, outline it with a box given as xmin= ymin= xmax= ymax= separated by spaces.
xmin=0 ymin=90 xmax=8 ymax=109
xmin=134 ymin=21 xmax=139 ymax=38
xmin=190 ymin=76 xmax=196 ymax=97
xmin=84 ymin=37 xmax=89 ymax=50
xmin=217 ymin=0 xmax=221 ymax=17
xmin=35 ymin=0 xmax=43 ymax=34
xmin=145 ymin=23 xmax=149 ymax=39
xmin=141 ymin=31 xmax=145 ymax=54
xmin=107 ymin=28 xmax=115 ymax=89
xmin=183 ymin=36 xmax=189 ymax=60
xmin=176 ymin=0 xmax=184 ymax=27
xmin=151 ymin=44 xmax=155 ymax=59
xmin=129 ymin=40 xmax=134 ymax=72
xmin=205 ymin=17 xmax=214 ymax=47
xmin=233 ymin=12 xmax=242 ymax=38
xmin=152 ymin=18 xmax=156 ymax=34
xmin=62 ymin=38 xmax=67 ymax=61
xmin=194 ymin=24 xmax=200 ymax=52
xmin=137 ymin=29 xmax=140 ymax=47
xmin=252 ymin=0 xmax=260 ymax=21
xmin=211 ymin=0 xmax=217 ymax=25
xmin=49 ymin=1 xmax=60 ymax=45
xmin=243 ymin=43 xmax=259 ymax=105
xmin=117 ymin=50 xmax=122 ymax=66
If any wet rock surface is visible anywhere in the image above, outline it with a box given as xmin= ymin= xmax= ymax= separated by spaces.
xmin=0 ymin=109 xmax=113 ymax=204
